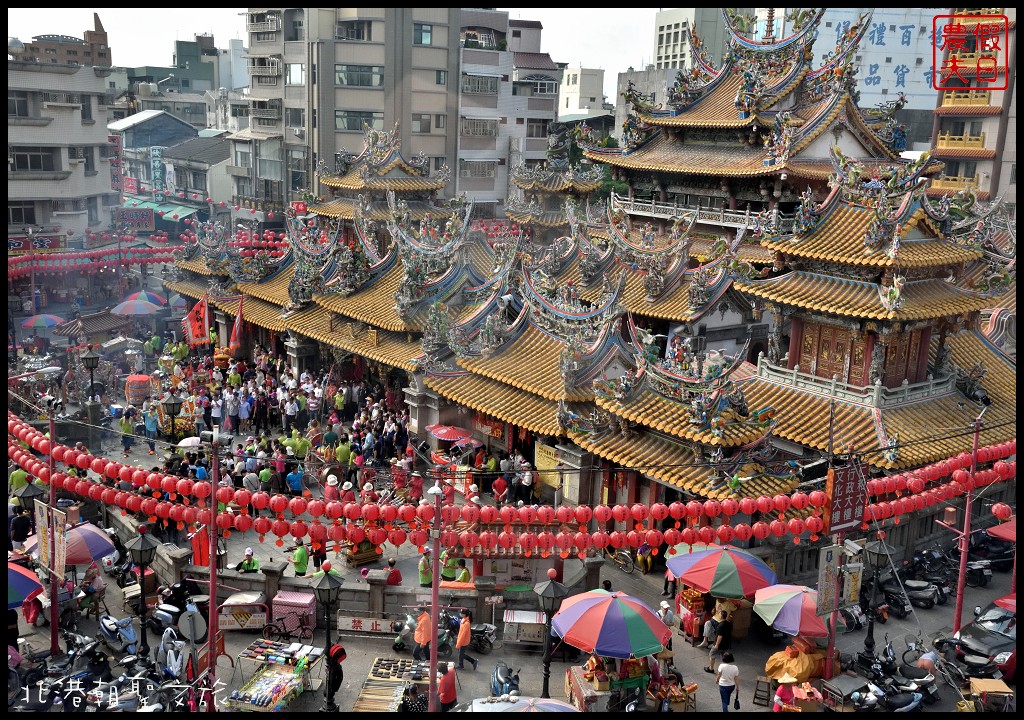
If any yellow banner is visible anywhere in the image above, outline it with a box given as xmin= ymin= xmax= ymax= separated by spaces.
xmin=35 ymin=503 xmax=50 ymax=570
xmin=52 ymin=508 xmax=67 ymax=582
xmin=534 ymin=443 xmax=560 ymax=488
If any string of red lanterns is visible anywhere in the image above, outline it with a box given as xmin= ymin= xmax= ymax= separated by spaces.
xmin=7 ymin=413 xmax=1017 ymax=555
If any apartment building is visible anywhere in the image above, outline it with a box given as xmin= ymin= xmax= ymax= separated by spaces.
xmin=232 ymin=8 xmax=558 ymax=221
xmin=8 ymin=53 xmax=120 ymax=243
xmin=15 ymin=12 xmax=113 ymax=67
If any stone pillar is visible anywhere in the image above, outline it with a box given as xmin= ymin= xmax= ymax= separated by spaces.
xmin=474 ymin=575 xmax=496 ymax=621
xmin=365 ymin=568 xmax=389 ymax=617
xmin=262 ymin=561 xmax=288 ymax=617
xmin=85 ymin=401 xmax=101 ymax=455
xmin=166 ymin=546 xmax=194 ymax=584
xmin=583 ymin=556 xmax=605 ymax=592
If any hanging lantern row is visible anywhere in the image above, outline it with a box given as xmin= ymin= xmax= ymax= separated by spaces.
xmin=7 ymin=252 xmax=176 ymax=279
xmin=7 ymin=413 xmax=1017 ymax=548
xmin=867 ymin=440 xmax=1017 ymax=496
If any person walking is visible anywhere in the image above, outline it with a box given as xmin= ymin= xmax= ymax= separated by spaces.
xmin=143 ymin=407 xmax=159 ymax=455
xmin=705 ymin=610 xmax=732 ymax=673
xmin=413 ymin=606 xmax=431 ymax=661
xmin=456 ymin=608 xmax=478 ymax=671
xmin=418 ymin=547 xmax=433 ymax=588
xmin=656 ymin=600 xmax=676 ymax=651
xmin=119 ymin=414 xmax=135 ymax=458
xmin=663 ymin=567 xmax=677 ymax=598
xmin=289 ymin=537 xmax=309 ymax=577
xmin=715 ymin=651 xmax=740 ymax=712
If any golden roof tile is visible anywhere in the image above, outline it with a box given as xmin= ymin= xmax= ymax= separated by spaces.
xmin=735 ymin=273 xmax=992 ymax=321
xmin=584 ymin=132 xmax=777 ymax=176
xmin=318 ymin=160 xmax=446 ymax=191
xmin=761 ymin=205 xmax=983 ymax=269
xmin=235 ymin=265 xmax=294 ymax=307
xmin=313 ymin=262 xmax=416 ymax=332
xmin=691 ymin=237 xmax=774 ymax=264
xmin=425 ymin=374 xmax=565 ymax=437
xmin=163 ymin=277 xmax=211 ymax=300
xmin=282 ymin=305 xmax=420 ymax=371
xmin=504 ymin=209 xmax=570 ymax=228
xmin=642 ymin=75 xmax=755 ymax=129
xmin=595 ymin=389 xmax=769 ymax=448
xmin=310 ymin=197 xmax=437 ymax=221
xmin=511 ymin=175 xmax=604 ymax=194
xmin=228 ymin=296 xmax=289 ymax=332
xmin=458 ymin=325 xmax=590 ymax=402
xmin=787 ymin=158 xmax=945 ymax=180
xmin=177 ymin=258 xmax=217 ymax=275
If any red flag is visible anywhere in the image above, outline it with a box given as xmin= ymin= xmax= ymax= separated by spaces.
xmin=182 ymin=294 xmax=210 ymax=346
xmin=228 ymin=297 xmax=243 ymax=355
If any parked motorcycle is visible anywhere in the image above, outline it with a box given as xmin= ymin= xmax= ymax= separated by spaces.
xmin=934 ymin=637 xmax=1003 ymax=680
xmin=155 ymin=627 xmax=188 ymax=682
xmin=851 ymin=681 xmax=924 ymax=712
xmin=97 ymin=612 xmax=139 ymax=656
xmin=875 ymin=637 xmax=941 ymax=704
xmin=8 ymin=677 xmax=82 ymax=713
xmin=147 ymin=579 xmax=210 ymax=642
xmin=391 ymin=612 xmax=417 ymax=653
xmin=442 ymin=608 xmax=498 ymax=654
xmin=902 ymin=558 xmax=952 ymax=606
xmin=100 ymin=527 xmax=126 ymax=575
xmin=863 ymin=582 xmax=912 ymax=620
xmin=7 ymin=643 xmax=47 ymax=707
xmin=963 ymin=535 xmax=1014 ymax=572
xmin=879 ymin=571 xmax=938 ymax=610
xmin=491 ymin=661 xmax=521 ymax=696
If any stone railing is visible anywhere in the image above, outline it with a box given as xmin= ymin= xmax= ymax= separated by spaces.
xmin=610 ymin=192 xmax=795 ymax=231
xmin=931 ymin=175 xmax=980 ymax=192
xmin=755 ymin=354 xmax=958 ymax=408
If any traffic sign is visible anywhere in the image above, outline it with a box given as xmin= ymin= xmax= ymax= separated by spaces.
xmin=484 ymin=595 xmax=504 ymax=605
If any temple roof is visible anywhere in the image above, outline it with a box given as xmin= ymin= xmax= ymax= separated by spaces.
xmin=311 ymin=197 xmax=436 ymax=221
xmin=425 ymin=373 xmax=565 ymax=437
xmin=235 ymin=263 xmax=293 ymax=307
xmin=313 ymin=261 xmax=415 ymax=332
xmin=315 ymin=122 xmax=447 ymax=192
xmin=283 ymin=305 xmax=420 ymax=371
xmin=584 ymin=133 xmax=778 ymax=176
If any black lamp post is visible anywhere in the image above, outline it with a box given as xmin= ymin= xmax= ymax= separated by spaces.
xmin=125 ymin=525 xmax=160 ymax=661
xmin=14 ymin=481 xmax=46 ymax=532
xmin=81 ymin=346 xmax=100 ymax=402
xmin=312 ymin=568 xmax=345 ymax=712
xmin=161 ymin=392 xmax=182 ymax=440
xmin=858 ymin=539 xmax=893 ymax=669
xmin=534 ymin=567 xmax=569 ymax=699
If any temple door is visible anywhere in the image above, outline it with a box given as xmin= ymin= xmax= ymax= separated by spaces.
xmin=815 ymin=326 xmax=835 ymax=379
xmin=800 ymin=323 xmax=820 ymax=375
xmin=884 ymin=333 xmax=911 ymax=386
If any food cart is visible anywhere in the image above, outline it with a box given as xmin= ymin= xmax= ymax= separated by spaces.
xmin=502 ymin=609 xmax=547 ymax=647
xmin=226 ymin=638 xmax=323 ymax=712
xmin=218 ymin=591 xmax=268 ymax=632
xmin=352 ymin=657 xmax=433 ymax=713
xmin=564 ymin=657 xmax=650 ymax=713
xmin=821 ymin=673 xmax=869 ymax=712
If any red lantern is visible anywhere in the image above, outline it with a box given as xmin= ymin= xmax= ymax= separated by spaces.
xmin=441 ymin=505 xmax=460 ymax=523
xmin=907 ymin=477 xmax=924 ymax=493
xmin=668 ymin=501 xmax=686 ymax=520
xmin=193 ymin=481 xmax=212 ymax=500
xmin=119 ymin=466 xmax=134 ymax=484
xmin=663 ymin=528 xmax=681 ymax=546
xmin=630 ymin=503 xmax=650 ymax=522
xmin=611 ymin=505 xmax=630 ymax=523
xmin=290 ymin=520 xmax=308 ymax=539
xmin=609 ymin=531 xmax=628 ymax=549
xmin=591 ymin=531 xmax=609 ymax=549
xmin=234 ymin=515 xmax=253 ymax=533
xmin=416 ymin=503 xmax=435 ymax=523
xmin=757 ymin=496 xmax=774 ymax=514
xmin=686 ymin=501 xmax=703 ymax=520
xmin=806 ymin=516 xmax=824 ymax=535
xmin=408 ymin=529 xmax=427 ymax=548
xmin=733 ymin=523 xmax=752 ymax=541
xmin=101 ymin=487 xmax=117 ymax=505
xmin=716 ymin=525 xmax=734 ymax=544
xmin=461 ymin=504 xmax=479 ymax=523
xmin=368 ymin=528 xmax=387 ymax=546
xmin=594 ymin=504 xmax=613 ymax=522
xmin=234 ymin=489 xmax=252 ymax=508
xmin=555 ymin=532 xmax=575 ymax=553
xmin=216 ymin=512 xmax=234 ymax=531
xmin=499 ymin=506 xmax=517 ymax=525
xmin=649 ymin=503 xmax=668 ymax=522
xmin=307 ymin=500 xmax=326 ymax=518
xmin=268 ymin=494 xmax=288 ymax=515
xmin=992 ymin=503 xmax=1012 ymax=521
xmin=645 ymin=529 xmax=664 ymax=548
xmin=89 ymin=483 xmax=104 ymax=501
xmin=344 ymin=502 xmax=362 ymax=521
xmin=739 ymin=497 xmax=757 ymax=515
xmin=697 ymin=526 xmax=715 ymax=545
xmin=720 ymin=498 xmax=739 ymax=516
xmin=177 ymin=478 xmax=195 ymax=498
xmin=752 ymin=522 xmax=771 ymax=540
xmin=773 ymin=494 xmax=791 ymax=514
xmin=309 ymin=522 xmax=327 ymax=546
xmin=703 ymin=500 xmax=722 ymax=518
xmin=788 ymin=518 xmax=806 ymax=536
xmin=498 ymin=531 xmax=516 ymax=549
xmin=216 ymin=485 xmax=235 ymax=505
xmin=388 ymin=528 xmax=407 ymax=546
xmin=808 ymin=490 xmax=827 ymax=508
xmin=251 ymin=491 xmax=270 ymax=510
xmin=362 ymin=503 xmax=380 ymax=523
xmin=459 ymin=530 xmax=479 ymax=550
xmin=789 ymin=492 xmax=808 ymax=510
xmin=479 ymin=505 xmax=498 ymax=524
xmin=253 ymin=516 xmax=272 ymax=536
xmin=519 ymin=532 xmax=538 ymax=555
xmin=127 ymin=495 xmax=143 ymax=513
xmin=519 ymin=506 xmax=537 ymax=525
xmin=94 ymin=458 xmax=110 ymax=475
xmin=680 ymin=528 xmax=697 ymax=545
xmin=271 ymin=519 xmax=290 ymax=541
xmin=556 ymin=505 xmax=575 ymax=524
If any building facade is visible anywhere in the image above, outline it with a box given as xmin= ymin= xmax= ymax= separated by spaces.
xmin=14 ymin=12 xmax=112 ymax=67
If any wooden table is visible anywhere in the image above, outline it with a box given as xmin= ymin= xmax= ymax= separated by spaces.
xmin=353 ymin=657 xmax=434 ymax=713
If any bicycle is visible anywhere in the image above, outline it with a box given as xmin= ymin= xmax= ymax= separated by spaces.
xmin=902 ymin=633 xmax=925 ymax=664
xmin=262 ymin=612 xmax=315 ymax=641
xmin=605 ymin=546 xmax=635 ymax=574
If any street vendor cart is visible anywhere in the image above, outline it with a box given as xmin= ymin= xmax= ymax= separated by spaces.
xmin=218 ymin=591 xmax=268 ymax=632
xmin=821 ymin=673 xmax=870 ymax=712
xmin=353 ymin=657 xmax=433 ymax=713
xmin=226 ymin=638 xmax=323 ymax=711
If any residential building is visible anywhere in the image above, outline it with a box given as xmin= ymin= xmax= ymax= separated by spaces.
xmin=15 ymin=12 xmax=113 ymax=67
xmin=653 ymin=8 xmax=738 ymax=70
xmin=929 ymin=7 xmax=1016 ymax=217
xmin=558 ymin=66 xmax=609 ymax=119
xmin=8 ymin=50 xmax=119 ymax=244
xmin=161 ymin=137 xmax=234 ymax=222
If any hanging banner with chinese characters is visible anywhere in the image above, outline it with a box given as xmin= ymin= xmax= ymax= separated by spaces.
xmin=823 ymin=464 xmax=867 ymax=535
xmin=473 ymin=413 xmax=504 ymax=440
xmin=113 ymin=207 xmax=155 ymax=232
xmin=534 ymin=443 xmax=560 ymax=488
xmin=108 ymin=134 xmax=122 ymax=192
xmin=150 ymin=146 xmax=166 ymax=204
xmin=8 ymin=234 xmax=66 ymax=254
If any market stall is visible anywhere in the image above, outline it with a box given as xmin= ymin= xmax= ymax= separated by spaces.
xmin=352 ymin=657 xmax=433 ymax=713
xmin=226 ymin=638 xmax=322 ymax=712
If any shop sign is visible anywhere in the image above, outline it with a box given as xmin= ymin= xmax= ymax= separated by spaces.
xmin=824 ymin=464 xmax=866 ymax=534
xmin=113 ymin=207 xmax=156 ymax=232
xmin=8 ymin=234 xmax=66 ymax=254
xmin=123 ymin=176 xmax=139 ymax=195
xmin=336 ymin=615 xmax=390 ymax=633
xmin=535 ymin=443 xmax=560 ymax=488
xmin=473 ymin=413 xmax=504 ymax=439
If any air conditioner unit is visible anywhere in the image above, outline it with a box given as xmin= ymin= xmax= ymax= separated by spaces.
xmin=293 ymin=128 xmax=305 ymax=139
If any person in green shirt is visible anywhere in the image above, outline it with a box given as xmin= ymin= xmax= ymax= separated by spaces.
xmin=236 ymin=547 xmax=260 ymax=573
xmin=335 ymin=440 xmax=352 ymax=466
xmin=333 ymin=392 xmax=345 ymax=412
xmin=440 ymin=547 xmax=458 ymax=581
xmin=227 ymin=369 xmax=242 ymax=388
xmin=9 ymin=467 xmax=29 ymax=495
xmin=418 ymin=547 xmax=433 ymax=587
xmin=290 ymin=538 xmax=309 ymax=577
xmin=258 ymin=466 xmax=272 ymax=493
xmin=454 ymin=559 xmax=471 ymax=583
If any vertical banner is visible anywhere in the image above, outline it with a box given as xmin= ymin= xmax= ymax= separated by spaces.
xmin=228 ymin=297 xmax=243 ymax=355
xmin=823 ymin=464 xmax=867 ymax=535
xmin=150 ymin=146 xmax=166 ymax=204
xmin=52 ymin=507 xmax=68 ymax=582
xmin=34 ymin=502 xmax=50 ymax=570
xmin=108 ymin=134 xmax=123 ymax=192
xmin=534 ymin=443 xmax=560 ymax=488
xmin=182 ymin=294 xmax=211 ymax=346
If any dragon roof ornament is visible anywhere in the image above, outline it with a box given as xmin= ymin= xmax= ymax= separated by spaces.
xmin=685 ymin=26 xmax=720 ymax=83
xmin=829 ymin=146 xmax=935 ymax=204
xmin=524 ymin=265 xmax=626 ymax=345
xmin=806 ymin=12 xmax=872 ymax=102
xmin=620 ymin=81 xmax=658 ymax=154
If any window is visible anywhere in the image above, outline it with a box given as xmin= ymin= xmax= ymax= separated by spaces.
xmin=433 ymin=156 xmax=447 ymax=171
xmin=82 ymin=146 xmax=94 ymax=172
xmin=335 ymin=110 xmax=384 ymax=132
xmin=231 ymin=104 xmax=250 ymax=118
xmin=190 ymin=172 xmax=207 ymax=192
xmin=460 ymin=118 xmax=498 ymax=137
xmin=411 ymin=113 xmax=432 ymax=133
xmin=286 ymin=63 xmax=305 ymax=85
xmin=255 ymin=76 xmax=279 ymax=87
xmin=334 ymin=64 xmax=384 ymax=87
xmin=8 ymin=202 xmax=36 ymax=226
xmin=336 ymin=20 xmax=372 ymax=41
xmin=288 ymin=19 xmax=304 ymax=42
xmin=236 ymin=177 xmax=252 ymax=198
xmin=1010 ymin=164 xmax=1016 ymax=185
xmin=285 ymin=107 xmax=304 ymax=128
xmin=436 ymin=70 xmax=447 ymax=86
xmin=413 ymin=23 xmax=432 ymax=46
xmin=80 ymin=95 xmax=92 ymax=121
xmin=523 ymin=74 xmax=558 ymax=94
xmin=969 ymin=121 xmax=983 ymax=136
xmin=44 ymin=47 xmax=57 ymax=55
xmin=288 ymin=149 xmax=306 ymax=191
xmin=461 ymin=75 xmax=498 ymax=94
xmin=512 ymin=29 xmax=521 ymax=38
xmin=526 ymin=119 xmax=547 ymax=138
xmin=435 ymin=114 xmax=446 ymax=129
xmin=10 ymin=146 xmax=55 ymax=172
xmin=459 ymin=159 xmax=495 ymax=178
xmin=8 ymin=90 xmax=29 ymax=117
xmin=87 ymin=197 xmax=98 ymax=224
xmin=234 ymin=146 xmax=252 ymax=168
xmin=255 ymin=32 xmax=276 ymax=42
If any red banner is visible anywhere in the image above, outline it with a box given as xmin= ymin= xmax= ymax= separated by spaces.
xmin=8 ymin=234 xmax=66 ymax=254
xmin=228 ymin=297 xmax=243 ymax=355
xmin=182 ymin=294 xmax=210 ymax=347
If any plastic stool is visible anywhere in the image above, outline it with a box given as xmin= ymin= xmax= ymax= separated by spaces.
xmin=753 ymin=675 xmax=773 ymax=707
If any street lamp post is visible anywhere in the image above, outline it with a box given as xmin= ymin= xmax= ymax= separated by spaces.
xmin=312 ymin=567 xmax=345 ymax=711
xmin=81 ymin=346 xmax=100 ymax=402
xmin=857 ymin=540 xmax=893 ymax=670
xmin=161 ymin=391 xmax=183 ymax=440
xmin=534 ymin=568 xmax=569 ymax=699
xmin=124 ymin=525 xmax=160 ymax=661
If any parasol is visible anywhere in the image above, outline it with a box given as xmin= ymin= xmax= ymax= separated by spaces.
xmin=21 ymin=314 xmax=65 ymax=329
xmin=425 ymin=424 xmax=472 ymax=442
xmin=23 ymin=522 xmax=117 ymax=566
xmin=111 ymin=298 xmax=161 ymax=316
xmin=452 ymin=436 xmax=484 ymax=449
xmin=125 ymin=290 xmax=166 ymax=305
xmin=177 ymin=436 xmax=203 ymax=448
xmin=168 ymin=294 xmax=188 ymax=310
xmin=666 ymin=543 xmax=777 ymax=599
xmin=551 ymin=589 xmax=669 ymax=659
xmin=8 ymin=562 xmax=45 ymax=610
xmin=753 ymin=585 xmax=829 ymax=637
xmin=497 ymin=697 xmax=579 ymax=712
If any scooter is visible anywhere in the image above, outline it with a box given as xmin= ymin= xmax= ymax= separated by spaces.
xmin=902 ymin=559 xmax=951 ymax=606
xmin=391 ymin=612 xmax=417 ymax=653
xmin=155 ymin=627 xmax=188 ymax=682
xmin=100 ymin=527 xmax=126 ymax=575
xmin=934 ymin=637 xmax=1003 ymax=679
xmin=8 ymin=643 xmax=48 ymax=708
xmin=880 ymin=571 xmax=938 ymax=610
xmin=876 ymin=637 xmax=940 ymax=705
xmin=97 ymin=612 xmax=139 ymax=656
xmin=8 ymin=677 xmax=82 ymax=713
xmin=964 ymin=535 xmax=1014 ymax=572
xmin=851 ymin=681 xmax=924 ymax=712
xmin=491 ymin=661 xmax=521 ymax=696
xmin=470 ymin=621 xmax=498 ymax=655
xmin=147 ymin=579 xmax=210 ymax=642
xmin=864 ymin=583 xmax=912 ymax=620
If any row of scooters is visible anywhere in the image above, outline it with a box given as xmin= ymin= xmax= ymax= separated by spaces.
xmin=839 ymin=536 xmax=1007 ymax=631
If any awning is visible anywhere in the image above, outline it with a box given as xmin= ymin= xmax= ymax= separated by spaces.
xmin=123 ymin=199 xmax=162 ymax=211
xmin=156 ymin=203 xmax=198 ymax=219
xmin=463 ymin=71 xmax=503 ymax=78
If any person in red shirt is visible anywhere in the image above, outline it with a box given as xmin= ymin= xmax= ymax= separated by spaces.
xmin=438 ymin=661 xmax=458 ymax=711
xmin=340 ymin=481 xmax=356 ymax=503
xmin=492 ymin=474 xmax=508 ymax=506
xmin=385 ymin=557 xmax=402 ymax=586
xmin=324 ymin=474 xmax=340 ymax=502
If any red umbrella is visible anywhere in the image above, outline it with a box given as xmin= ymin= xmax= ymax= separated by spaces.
xmin=425 ymin=424 xmax=472 ymax=442
xmin=994 ymin=594 xmax=1015 ymax=613
xmin=988 ymin=520 xmax=1015 ymax=542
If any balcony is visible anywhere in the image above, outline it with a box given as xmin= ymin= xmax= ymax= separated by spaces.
xmin=930 ymin=175 xmax=979 ymax=192
xmin=952 ymin=7 xmax=1005 ymax=16
xmin=247 ymin=17 xmax=280 ymax=33
xmin=941 ymin=90 xmax=992 ymax=106
xmin=248 ymin=60 xmax=282 ymax=77
xmin=936 ymin=131 xmax=986 ymax=149
xmin=249 ymin=104 xmax=282 ymax=120
xmin=610 ymin=192 xmax=795 ymax=232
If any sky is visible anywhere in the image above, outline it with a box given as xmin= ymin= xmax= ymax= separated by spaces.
xmin=7 ymin=8 xmax=660 ymax=101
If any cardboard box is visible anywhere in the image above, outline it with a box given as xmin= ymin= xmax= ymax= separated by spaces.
xmin=594 ymin=679 xmax=610 ymax=691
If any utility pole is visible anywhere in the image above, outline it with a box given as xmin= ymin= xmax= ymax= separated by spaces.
xmin=206 ymin=435 xmax=221 ymax=711
xmin=952 ymin=406 xmax=988 ymax=634
xmin=427 ymin=476 xmax=443 ymax=713
xmin=47 ymin=406 xmax=59 ymax=654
